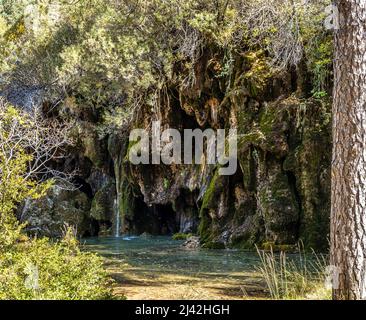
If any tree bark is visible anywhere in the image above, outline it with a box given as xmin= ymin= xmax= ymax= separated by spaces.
xmin=331 ymin=0 xmax=366 ymax=300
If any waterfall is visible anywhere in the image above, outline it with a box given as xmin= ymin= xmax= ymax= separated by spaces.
xmin=114 ymin=198 xmax=120 ymax=237
xmin=111 ymin=137 xmax=125 ymax=238
xmin=114 ymin=151 xmax=122 ymax=238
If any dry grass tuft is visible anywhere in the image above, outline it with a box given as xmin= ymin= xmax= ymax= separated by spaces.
xmin=256 ymin=243 xmax=331 ymax=300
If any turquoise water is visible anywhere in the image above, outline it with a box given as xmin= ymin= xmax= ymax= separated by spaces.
xmin=82 ymin=236 xmax=261 ymax=274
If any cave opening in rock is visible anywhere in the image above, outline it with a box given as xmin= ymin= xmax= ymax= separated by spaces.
xmin=151 ymin=204 xmax=179 ymax=235
xmin=83 ymin=218 xmax=103 ymax=237
xmin=72 ymin=176 xmax=93 ymax=198
xmin=125 ymin=197 xmax=179 ymax=236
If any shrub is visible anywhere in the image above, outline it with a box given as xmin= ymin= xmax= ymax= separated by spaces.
xmin=0 ymin=228 xmax=114 ymax=300
xmin=0 ymin=102 xmax=114 ymax=300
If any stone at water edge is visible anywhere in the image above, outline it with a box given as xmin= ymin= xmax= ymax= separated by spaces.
xmin=182 ymin=236 xmax=200 ymax=249
xmin=139 ymin=232 xmax=153 ymax=239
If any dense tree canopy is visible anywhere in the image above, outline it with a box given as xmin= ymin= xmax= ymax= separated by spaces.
xmin=1 ymin=0 xmax=332 ymax=126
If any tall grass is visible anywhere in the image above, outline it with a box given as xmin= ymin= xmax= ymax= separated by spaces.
xmin=256 ymin=243 xmax=331 ymax=300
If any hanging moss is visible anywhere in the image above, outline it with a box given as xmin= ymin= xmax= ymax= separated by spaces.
xmin=200 ymin=170 xmax=220 ymax=212
xmin=90 ymin=183 xmax=115 ymax=222
xmin=172 ymin=232 xmax=193 ymax=240
xmin=120 ymin=182 xmax=136 ymax=221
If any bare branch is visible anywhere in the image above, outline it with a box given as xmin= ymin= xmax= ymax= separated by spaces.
xmin=0 ymin=98 xmax=75 ymax=190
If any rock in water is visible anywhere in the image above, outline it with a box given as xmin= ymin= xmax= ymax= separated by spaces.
xmin=183 ymin=236 xmax=200 ymax=249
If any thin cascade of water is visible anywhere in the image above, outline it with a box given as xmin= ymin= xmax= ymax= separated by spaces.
xmin=114 ymin=198 xmax=120 ymax=237
xmin=114 ymin=152 xmax=123 ymax=238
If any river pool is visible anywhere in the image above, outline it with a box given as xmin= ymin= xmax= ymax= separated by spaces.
xmin=83 ymin=236 xmax=266 ymax=300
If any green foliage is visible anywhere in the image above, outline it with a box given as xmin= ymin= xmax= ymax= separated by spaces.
xmin=0 ymin=0 xmax=333 ymax=124
xmin=281 ymin=0 xmax=333 ymax=96
xmin=0 ymin=105 xmax=51 ymax=249
xmin=243 ymin=50 xmax=272 ymax=96
xmin=0 ymin=104 xmax=113 ymax=300
xmin=172 ymin=233 xmax=193 ymax=241
xmin=163 ymin=178 xmax=170 ymax=190
xmin=0 ymin=228 xmax=113 ymax=300
xmin=308 ymin=36 xmax=333 ymax=97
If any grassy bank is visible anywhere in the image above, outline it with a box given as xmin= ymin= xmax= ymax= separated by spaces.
xmin=256 ymin=244 xmax=331 ymax=300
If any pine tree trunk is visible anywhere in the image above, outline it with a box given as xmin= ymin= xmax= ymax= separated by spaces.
xmin=331 ymin=0 xmax=366 ymax=300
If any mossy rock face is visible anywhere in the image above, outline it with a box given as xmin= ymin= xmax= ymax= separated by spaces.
xmin=200 ymin=170 xmax=223 ymax=215
xmin=288 ymin=99 xmax=331 ymax=251
xmin=257 ymin=103 xmax=290 ymax=157
xmin=172 ymin=233 xmax=193 ymax=240
xmin=77 ymin=121 xmax=108 ymax=169
xmin=196 ymin=94 xmax=330 ymax=250
xmin=120 ymin=182 xmax=136 ymax=221
xmin=198 ymin=170 xmax=229 ymax=245
xmin=257 ymin=157 xmax=300 ymax=244
xmin=227 ymin=214 xmax=262 ymax=249
xmin=20 ymin=186 xmax=92 ymax=238
xmin=107 ymin=131 xmax=129 ymax=162
xmin=198 ymin=209 xmax=215 ymax=244
xmin=238 ymin=148 xmax=256 ymax=191
xmin=90 ymin=182 xmax=116 ymax=222
xmin=61 ymin=50 xmax=330 ymax=251
xmin=255 ymin=98 xmax=330 ymax=250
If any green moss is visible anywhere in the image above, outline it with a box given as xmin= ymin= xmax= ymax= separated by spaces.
xmin=90 ymin=183 xmax=115 ymax=221
xmin=290 ymin=100 xmax=331 ymax=251
xmin=199 ymin=169 xmax=222 ymax=215
xmin=243 ymin=50 xmax=272 ymax=97
xmin=236 ymin=104 xmax=253 ymax=135
xmin=238 ymin=148 xmax=257 ymax=192
xmin=198 ymin=212 xmax=213 ymax=244
xmin=259 ymin=107 xmax=278 ymax=137
xmin=172 ymin=233 xmax=193 ymax=240
xmin=120 ymin=182 xmax=135 ymax=220
xmin=163 ymin=178 xmax=170 ymax=190
xmin=198 ymin=170 xmax=220 ymax=244
xmin=238 ymin=131 xmax=264 ymax=149
xmin=124 ymin=139 xmax=139 ymax=163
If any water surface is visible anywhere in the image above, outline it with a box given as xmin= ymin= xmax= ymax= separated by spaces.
xmin=82 ymin=236 xmax=268 ymax=299
xmin=82 ymin=236 xmax=261 ymax=275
